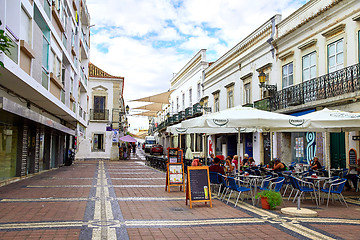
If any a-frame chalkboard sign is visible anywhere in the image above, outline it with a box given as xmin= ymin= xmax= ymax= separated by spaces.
xmin=186 ymin=166 xmax=212 ymax=208
xmin=165 ymin=148 xmax=185 ymax=192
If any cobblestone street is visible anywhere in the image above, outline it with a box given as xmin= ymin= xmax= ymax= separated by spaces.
xmin=0 ymin=151 xmax=360 ymax=240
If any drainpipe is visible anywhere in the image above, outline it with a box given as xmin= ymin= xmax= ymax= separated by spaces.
xmin=267 ymin=16 xmax=276 ymax=58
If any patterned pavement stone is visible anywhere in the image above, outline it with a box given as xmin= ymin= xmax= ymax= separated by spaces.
xmin=0 ymin=150 xmax=359 ymax=239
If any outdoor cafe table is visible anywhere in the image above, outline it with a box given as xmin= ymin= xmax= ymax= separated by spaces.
xmin=304 ymin=176 xmax=330 ymax=204
xmin=237 ymin=174 xmax=263 ymax=205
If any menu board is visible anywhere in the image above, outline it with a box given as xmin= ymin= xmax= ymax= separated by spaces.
xmin=186 ymin=166 xmax=212 ymax=208
xmin=165 ymin=162 xmax=185 ymax=192
xmin=168 ymin=148 xmax=182 ymax=163
xmin=169 ymin=164 xmax=183 ymax=184
xmin=349 ymin=149 xmax=357 ymax=166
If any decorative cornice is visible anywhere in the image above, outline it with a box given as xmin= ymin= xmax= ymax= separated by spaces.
xmin=256 ymin=63 xmax=272 ymax=72
xmin=170 ymin=49 xmax=206 ymax=87
xmin=278 ymin=51 xmax=294 ymax=61
xmin=212 ymin=90 xmax=220 ymax=95
xmin=275 ymin=0 xmax=343 ymax=42
xmin=298 ymin=39 xmax=317 ymax=50
xmin=89 ymin=63 xmax=124 ymax=79
xmin=240 ymin=72 xmax=253 ymax=80
xmin=321 ymin=24 xmax=345 ymax=37
xmin=224 ymin=82 xmax=235 ymax=88
xmin=205 ymin=16 xmax=279 ymax=80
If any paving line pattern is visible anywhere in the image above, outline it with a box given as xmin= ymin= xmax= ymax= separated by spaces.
xmin=1 ymin=159 xmax=360 ymax=240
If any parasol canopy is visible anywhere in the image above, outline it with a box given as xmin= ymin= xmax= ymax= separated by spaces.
xmin=181 ymin=105 xmax=309 ymax=132
xmin=302 ymin=108 xmax=360 ymax=131
xmin=119 ymin=135 xmax=137 ymax=142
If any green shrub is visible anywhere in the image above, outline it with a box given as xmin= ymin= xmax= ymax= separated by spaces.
xmin=256 ymin=190 xmax=282 ymax=209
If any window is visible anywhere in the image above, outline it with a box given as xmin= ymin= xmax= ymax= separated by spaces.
xmin=328 ymin=39 xmax=344 ymax=73
xmin=302 ymin=52 xmax=316 ymax=82
xmin=176 ymin=97 xmax=179 ymax=112
xmin=94 ymin=96 xmax=105 ymax=112
xmin=93 ymin=134 xmax=104 ymax=151
xmin=20 ymin=7 xmax=31 ymax=45
xmin=227 ymin=87 xmax=234 ymax=108
xmin=182 ymin=92 xmax=185 ymax=110
xmin=53 ymin=55 xmax=61 ymax=80
xmin=70 ymin=77 xmax=74 ymax=94
xmin=197 ymin=83 xmax=201 ymax=101
xmin=244 ymin=83 xmax=251 ymax=104
xmin=213 ymin=92 xmax=220 ymax=112
xmin=42 ymin=36 xmax=50 ymax=70
xmin=282 ymin=62 xmax=293 ymax=88
xmin=189 ymin=88 xmax=192 ymax=107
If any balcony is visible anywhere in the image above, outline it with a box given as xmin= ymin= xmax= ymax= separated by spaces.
xmin=173 ymin=114 xmax=179 ymax=123
xmin=192 ymin=102 xmax=202 ymax=115
xmin=90 ymin=109 xmax=109 ymax=121
xmin=185 ymin=107 xmax=193 ymax=118
xmin=179 ymin=111 xmax=185 ymax=121
xmin=271 ymin=63 xmax=360 ymax=111
xmin=254 ymin=98 xmax=271 ymax=111
xmin=242 ymin=103 xmax=253 ymax=108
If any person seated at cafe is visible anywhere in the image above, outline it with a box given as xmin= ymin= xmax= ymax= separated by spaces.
xmin=248 ymin=157 xmax=256 ymax=167
xmin=273 ymin=158 xmax=286 ymax=172
xmin=225 ymin=156 xmax=236 ymax=176
xmin=191 ymin=159 xmax=201 ymax=166
xmin=209 ymin=157 xmax=225 ymax=176
xmin=310 ymin=157 xmax=322 ymax=170
xmin=345 ymin=159 xmax=360 ymax=190
xmin=242 ymin=153 xmax=249 ymax=166
xmin=232 ymin=155 xmax=239 ymax=170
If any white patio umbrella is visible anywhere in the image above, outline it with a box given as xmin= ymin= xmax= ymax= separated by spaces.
xmin=301 ymin=108 xmax=360 ymax=177
xmin=303 ymin=108 xmax=360 ymax=131
xmin=181 ymin=105 xmax=309 ymax=131
xmin=166 ymin=123 xmax=239 ymax=134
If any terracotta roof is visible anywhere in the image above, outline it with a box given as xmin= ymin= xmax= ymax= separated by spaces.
xmin=88 ymin=63 xmax=124 ymax=79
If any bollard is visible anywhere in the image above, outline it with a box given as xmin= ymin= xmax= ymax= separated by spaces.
xmin=297 ymin=196 xmax=301 ymax=210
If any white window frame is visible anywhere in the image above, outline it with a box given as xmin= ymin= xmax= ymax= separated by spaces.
xmin=328 ymin=38 xmax=344 ymax=73
xmin=282 ymin=62 xmax=293 ymax=88
xmin=302 ymin=51 xmax=316 ymax=82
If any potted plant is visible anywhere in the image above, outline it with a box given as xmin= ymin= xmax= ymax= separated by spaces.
xmin=256 ymin=190 xmax=282 ymax=210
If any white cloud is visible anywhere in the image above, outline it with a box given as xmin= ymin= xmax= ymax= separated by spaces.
xmin=87 ymin=0 xmax=308 ymax=131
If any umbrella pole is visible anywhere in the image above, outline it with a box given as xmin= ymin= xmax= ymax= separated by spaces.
xmin=324 ymin=132 xmax=331 ymax=177
xmin=237 ymin=128 xmax=241 ymax=173
xmin=204 ymin=134 xmax=207 ymax=165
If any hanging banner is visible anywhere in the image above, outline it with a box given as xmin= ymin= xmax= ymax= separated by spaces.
xmin=208 ymin=135 xmax=213 ymax=157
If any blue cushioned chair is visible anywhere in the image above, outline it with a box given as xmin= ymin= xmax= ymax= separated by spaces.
xmin=226 ymin=177 xmax=251 ymax=207
xmin=321 ymin=178 xmax=348 ymax=207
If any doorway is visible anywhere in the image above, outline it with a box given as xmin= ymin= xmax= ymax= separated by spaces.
xmin=330 ymin=132 xmax=346 ymax=168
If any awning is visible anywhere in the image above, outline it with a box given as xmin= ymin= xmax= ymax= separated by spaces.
xmin=0 ymin=97 xmax=75 ymax=135
xmin=134 ymin=102 xmax=164 ymax=111
xmin=131 ymin=90 xmax=174 ymax=104
xmin=132 ymin=111 xmax=159 ymax=117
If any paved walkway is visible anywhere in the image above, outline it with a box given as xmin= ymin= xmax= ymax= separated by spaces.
xmin=0 ymin=150 xmax=359 ymax=239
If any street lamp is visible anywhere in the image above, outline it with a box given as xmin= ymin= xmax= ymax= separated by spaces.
xmin=258 ymin=71 xmax=277 ymax=91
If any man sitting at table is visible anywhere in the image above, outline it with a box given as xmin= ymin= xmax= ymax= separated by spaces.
xmin=345 ymin=160 xmax=360 ymax=191
xmin=273 ymin=158 xmax=286 ymax=172
xmin=209 ymin=157 xmax=225 ymax=175
xmin=310 ymin=157 xmax=322 ymax=170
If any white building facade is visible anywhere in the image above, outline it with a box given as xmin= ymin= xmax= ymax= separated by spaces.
xmin=0 ymin=0 xmax=90 ymax=181
xmin=76 ymin=63 xmax=125 ymax=160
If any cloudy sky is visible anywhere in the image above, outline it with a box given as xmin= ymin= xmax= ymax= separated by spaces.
xmin=87 ymin=0 xmax=308 ymax=131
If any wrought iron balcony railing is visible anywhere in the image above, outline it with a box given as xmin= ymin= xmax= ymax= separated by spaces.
xmin=90 ymin=109 xmax=109 ymax=121
xmin=270 ymin=63 xmax=360 ymax=111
